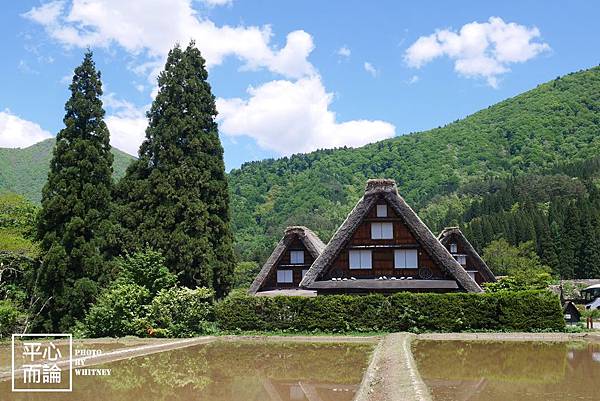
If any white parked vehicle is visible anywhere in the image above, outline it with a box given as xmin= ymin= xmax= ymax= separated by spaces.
xmin=582 ymin=284 xmax=600 ymax=310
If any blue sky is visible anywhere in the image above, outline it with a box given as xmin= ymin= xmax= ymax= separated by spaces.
xmin=0 ymin=0 xmax=598 ymax=170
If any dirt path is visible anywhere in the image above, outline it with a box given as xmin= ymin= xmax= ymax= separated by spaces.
xmin=354 ymin=333 xmax=431 ymax=401
xmin=417 ymin=332 xmax=600 ymax=343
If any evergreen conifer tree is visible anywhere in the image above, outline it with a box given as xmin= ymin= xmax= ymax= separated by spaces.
xmin=578 ymin=203 xmax=600 ymax=278
xmin=116 ymin=42 xmax=235 ymax=297
xmin=36 ymin=52 xmax=114 ymax=331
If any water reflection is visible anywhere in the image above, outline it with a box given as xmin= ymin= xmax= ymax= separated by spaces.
xmin=2 ymin=341 xmax=372 ymax=401
xmin=413 ymin=340 xmax=600 ymax=401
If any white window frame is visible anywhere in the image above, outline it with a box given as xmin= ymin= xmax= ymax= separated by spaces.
xmin=394 ymin=249 xmax=418 ymax=269
xmin=277 ymin=269 xmax=293 ymax=283
xmin=376 ymin=204 xmax=388 ymax=217
xmin=455 ymin=254 xmax=467 ymax=266
xmin=290 ymin=250 xmax=304 ymax=264
xmin=450 ymin=243 xmax=458 ymax=253
xmin=349 ymin=250 xmax=372 ymax=269
xmin=371 ymin=222 xmax=393 ymax=239
xmin=467 ymin=270 xmax=477 ymax=281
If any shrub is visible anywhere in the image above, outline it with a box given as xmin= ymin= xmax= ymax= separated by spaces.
xmin=484 ymin=272 xmax=553 ymax=292
xmin=215 ymin=291 xmax=565 ymax=333
xmin=116 ymin=250 xmax=177 ymax=296
xmin=0 ymin=300 xmax=22 ymax=338
xmin=149 ymin=287 xmax=215 ymax=337
xmin=83 ymin=283 xmax=151 ymax=337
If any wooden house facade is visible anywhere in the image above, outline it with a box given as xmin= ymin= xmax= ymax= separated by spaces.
xmin=300 ymin=179 xmax=482 ymax=294
xmin=249 ymin=226 xmax=325 ymax=295
xmin=437 ymin=227 xmax=496 ymax=285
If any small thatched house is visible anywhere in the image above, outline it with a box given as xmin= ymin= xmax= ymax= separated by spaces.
xmin=437 ymin=227 xmax=496 ymax=285
xmin=249 ymin=226 xmax=326 ymax=296
xmin=300 ymin=179 xmax=483 ymax=294
xmin=562 ymin=301 xmax=581 ymax=325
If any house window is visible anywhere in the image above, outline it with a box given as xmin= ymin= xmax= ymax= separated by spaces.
xmin=450 ymin=243 xmax=457 ymax=253
xmin=301 ymin=269 xmax=308 ymax=279
xmin=349 ymin=250 xmax=372 ymax=269
xmin=394 ymin=249 xmax=418 ymax=269
xmin=455 ymin=255 xmax=467 ymax=266
xmin=277 ymin=270 xmax=293 ymax=283
xmin=371 ymin=222 xmax=393 ymax=239
xmin=290 ymin=250 xmax=304 ymax=264
xmin=467 ymin=271 xmax=477 ymax=280
xmin=376 ymin=204 xmax=388 ymax=217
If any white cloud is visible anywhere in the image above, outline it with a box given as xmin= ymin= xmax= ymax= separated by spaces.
xmin=23 ymin=0 xmax=315 ymax=80
xmin=216 ymin=77 xmax=395 ymax=155
xmin=364 ymin=62 xmax=378 ymax=77
xmin=404 ymin=17 xmax=550 ymax=87
xmin=0 ymin=110 xmax=53 ymax=148
xmin=337 ymin=46 xmax=351 ymax=58
xmin=24 ymin=1 xmax=396 ymax=155
xmin=102 ymin=94 xmax=148 ymax=156
xmin=408 ymin=75 xmax=419 ymax=84
xmin=24 ymin=0 xmax=64 ymax=25
xmin=0 ymin=98 xmax=147 ymax=155
xmin=200 ymin=0 xmax=232 ymax=6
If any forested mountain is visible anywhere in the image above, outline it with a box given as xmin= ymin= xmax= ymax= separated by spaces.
xmin=0 ymin=138 xmax=134 ymax=203
xmin=229 ymin=66 xmax=600 ymax=265
xmin=424 ymin=156 xmax=600 ymax=279
xmin=2 ymin=66 xmax=600 ymax=277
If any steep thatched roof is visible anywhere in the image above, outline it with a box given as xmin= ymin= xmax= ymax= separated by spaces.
xmin=438 ymin=227 xmax=497 ymax=283
xmin=248 ymin=226 xmax=326 ymax=295
xmin=300 ymin=179 xmax=483 ymax=293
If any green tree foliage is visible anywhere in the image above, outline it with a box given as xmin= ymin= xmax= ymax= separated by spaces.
xmin=484 ymin=272 xmax=553 ymax=293
xmin=83 ymin=283 xmax=151 ymax=337
xmin=432 ymin=156 xmax=600 ymax=279
xmin=116 ymin=42 xmax=235 ymax=297
xmin=115 ymin=249 xmax=177 ymax=296
xmin=83 ymin=249 xmax=213 ymax=338
xmin=232 ymin=261 xmax=260 ymax=289
xmin=0 ymin=192 xmax=39 ymax=256
xmin=482 ymin=239 xmax=550 ymax=276
xmin=149 ymin=287 xmax=215 ymax=337
xmin=35 ymin=52 xmax=115 ymax=331
xmin=0 ymin=299 xmax=22 ymax=338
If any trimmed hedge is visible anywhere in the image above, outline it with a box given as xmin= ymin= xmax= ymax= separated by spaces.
xmin=215 ymin=291 xmax=565 ymax=333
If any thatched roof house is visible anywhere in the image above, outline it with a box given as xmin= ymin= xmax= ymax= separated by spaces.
xmin=300 ymin=179 xmax=483 ymax=294
xmin=438 ymin=227 xmax=496 ymax=284
xmin=249 ymin=226 xmax=326 ymax=295
xmin=562 ymin=301 xmax=581 ymax=324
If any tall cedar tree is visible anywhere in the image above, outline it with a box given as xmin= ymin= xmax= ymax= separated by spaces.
xmin=116 ymin=43 xmax=235 ymax=297
xmin=36 ymin=52 xmax=114 ymax=331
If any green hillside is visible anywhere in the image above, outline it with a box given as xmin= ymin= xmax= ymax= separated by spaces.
xmin=2 ymin=67 xmax=600 ymax=268
xmin=229 ymin=66 xmax=600 ymax=263
xmin=0 ymin=138 xmax=134 ymax=203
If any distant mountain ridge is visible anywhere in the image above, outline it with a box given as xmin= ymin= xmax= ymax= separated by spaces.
xmin=0 ymin=138 xmax=134 ymax=203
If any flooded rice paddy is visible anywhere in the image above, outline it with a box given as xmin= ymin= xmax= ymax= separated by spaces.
xmin=2 ymin=340 xmax=373 ymax=401
xmin=413 ymin=340 xmax=600 ymax=401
